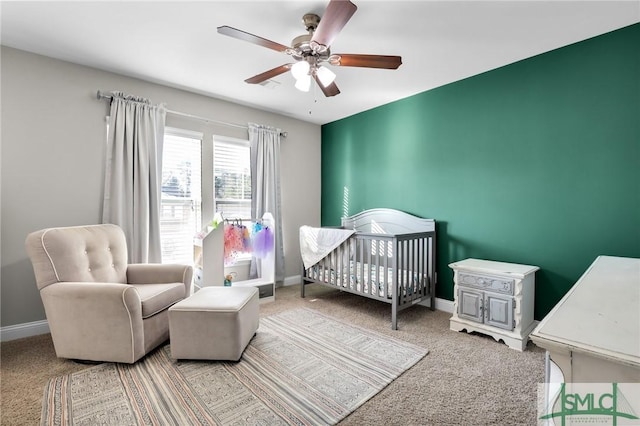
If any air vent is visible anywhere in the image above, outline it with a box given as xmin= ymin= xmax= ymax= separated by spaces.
xmin=258 ymin=79 xmax=281 ymax=89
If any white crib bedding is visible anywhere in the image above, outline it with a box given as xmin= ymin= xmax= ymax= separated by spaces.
xmin=306 ymin=261 xmax=425 ymax=298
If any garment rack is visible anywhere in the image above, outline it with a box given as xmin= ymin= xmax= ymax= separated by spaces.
xmin=96 ymin=90 xmax=287 ymax=137
xmin=221 ymin=216 xmax=265 ymax=224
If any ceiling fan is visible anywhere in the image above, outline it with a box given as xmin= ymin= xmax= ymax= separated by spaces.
xmin=217 ymin=0 xmax=402 ymax=97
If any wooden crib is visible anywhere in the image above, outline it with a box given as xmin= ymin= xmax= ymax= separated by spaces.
xmin=300 ymin=209 xmax=437 ymax=329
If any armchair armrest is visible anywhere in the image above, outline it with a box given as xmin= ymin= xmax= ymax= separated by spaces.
xmin=39 ymin=282 xmax=145 ymax=363
xmin=127 ymin=263 xmax=193 ymax=296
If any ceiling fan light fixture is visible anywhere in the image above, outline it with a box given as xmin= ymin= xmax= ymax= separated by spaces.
xmin=316 ymin=65 xmax=336 ymax=87
xmin=291 ymin=61 xmax=310 ymax=80
xmin=294 ymin=74 xmax=311 ymax=92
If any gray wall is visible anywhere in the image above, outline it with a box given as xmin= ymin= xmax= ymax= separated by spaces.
xmin=1 ymin=46 xmax=321 ymax=328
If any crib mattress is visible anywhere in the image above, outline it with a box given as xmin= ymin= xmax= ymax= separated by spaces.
xmin=306 ymin=261 xmax=425 ymax=298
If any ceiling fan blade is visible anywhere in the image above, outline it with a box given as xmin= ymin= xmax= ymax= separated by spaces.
xmin=330 ymin=54 xmax=402 ymax=69
xmin=217 ymin=26 xmax=289 ymax=52
xmin=245 ymin=64 xmax=293 ymax=84
xmin=311 ymin=0 xmax=357 ymax=50
xmin=313 ymin=74 xmax=341 ymax=97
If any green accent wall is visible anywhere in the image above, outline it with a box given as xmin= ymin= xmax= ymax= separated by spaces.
xmin=321 ymin=24 xmax=640 ymax=319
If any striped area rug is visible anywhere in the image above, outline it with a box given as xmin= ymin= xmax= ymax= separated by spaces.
xmin=41 ymin=308 xmax=428 ymax=425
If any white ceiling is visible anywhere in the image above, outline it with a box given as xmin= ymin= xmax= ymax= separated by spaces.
xmin=1 ymin=1 xmax=638 ymax=125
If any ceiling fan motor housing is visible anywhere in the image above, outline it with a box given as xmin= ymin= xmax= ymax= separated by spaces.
xmin=302 ymin=13 xmax=320 ymax=31
xmin=289 ymin=13 xmax=330 ymax=62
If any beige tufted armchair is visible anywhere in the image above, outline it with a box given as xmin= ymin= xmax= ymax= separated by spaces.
xmin=25 ymin=224 xmax=193 ymax=363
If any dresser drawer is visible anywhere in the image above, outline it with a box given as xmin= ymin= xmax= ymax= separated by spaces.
xmin=458 ymin=273 xmax=514 ymax=295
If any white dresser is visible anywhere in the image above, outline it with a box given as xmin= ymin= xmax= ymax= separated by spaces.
xmin=530 ymin=256 xmax=640 ymax=383
xmin=449 ymin=258 xmax=539 ymax=351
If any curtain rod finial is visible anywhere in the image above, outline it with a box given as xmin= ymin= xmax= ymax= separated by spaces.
xmin=97 ymin=90 xmax=111 ymax=100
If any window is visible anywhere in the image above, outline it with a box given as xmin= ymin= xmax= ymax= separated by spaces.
xmin=160 ymin=129 xmax=202 ymax=264
xmin=214 ymin=136 xmax=251 ymax=220
xmin=159 ymin=130 xmax=251 ymax=265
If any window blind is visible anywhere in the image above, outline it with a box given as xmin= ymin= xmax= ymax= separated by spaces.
xmin=214 ymin=138 xmax=251 ymax=220
xmin=160 ymin=132 xmax=202 ymax=264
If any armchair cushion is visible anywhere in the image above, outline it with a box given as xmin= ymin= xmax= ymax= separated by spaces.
xmin=127 ymin=263 xmax=193 ymax=297
xmin=26 ymin=224 xmax=128 ymax=289
xmin=132 ymin=283 xmax=186 ymax=318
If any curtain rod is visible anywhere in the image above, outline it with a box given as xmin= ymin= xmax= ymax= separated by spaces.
xmin=96 ymin=90 xmax=287 ymax=137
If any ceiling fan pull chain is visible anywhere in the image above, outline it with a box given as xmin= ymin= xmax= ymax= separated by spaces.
xmin=308 ymin=84 xmax=319 ymax=116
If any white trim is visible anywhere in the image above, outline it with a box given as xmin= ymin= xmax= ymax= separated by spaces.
xmin=123 ymin=287 xmax=137 ymax=363
xmin=165 ymin=126 xmax=204 ymax=140
xmin=40 ymin=228 xmax=61 ymax=282
xmin=213 ymin=134 xmax=249 ymax=147
xmin=0 ymin=319 xmax=50 ymax=342
xmin=419 ymin=297 xmax=455 ymax=313
xmin=284 ymin=274 xmax=455 ymax=313
xmin=283 ymin=275 xmax=301 ymax=287
xmin=0 ymin=285 xmax=455 ymax=342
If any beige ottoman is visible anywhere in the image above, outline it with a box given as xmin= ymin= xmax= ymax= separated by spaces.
xmin=168 ymin=286 xmax=259 ymax=361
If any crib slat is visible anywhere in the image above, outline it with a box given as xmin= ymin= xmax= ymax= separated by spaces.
xmin=416 ymin=238 xmax=420 ymax=295
xmin=392 ymin=237 xmax=399 ymax=330
xmin=338 ymin=247 xmax=341 ymax=286
xmin=372 ymin=238 xmax=377 ymax=297
xmin=357 ymin=239 xmax=362 ymax=293
xmin=415 ymin=237 xmax=420 ymax=297
xmin=403 ymin=239 xmax=409 ymax=304
xmin=398 ymin=239 xmax=404 ymax=304
xmin=408 ymin=239 xmax=413 ymax=301
xmin=407 ymin=239 xmax=412 ymax=302
xmin=322 ymin=254 xmax=327 ymax=283
xmin=420 ymin=237 xmax=425 ymax=296
xmin=409 ymin=239 xmax=414 ymax=301
xmin=383 ymin=239 xmax=388 ymax=298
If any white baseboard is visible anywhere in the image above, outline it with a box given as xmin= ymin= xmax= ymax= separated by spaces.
xmin=415 ymin=297 xmax=454 ymax=313
xmin=433 ymin=298 xmax=455 ymax=313
xmin=1 ymin=319 xmax=49 ymax=342
xmin=282 ymin=275 xmax=301 ymax=287
xmin=0 ymin=283 xmax=454 ymax=342
xmin=286 ymin=274 xmax=454 ymax=313
xmin=0 ymin=277 xmax=300 ymax=342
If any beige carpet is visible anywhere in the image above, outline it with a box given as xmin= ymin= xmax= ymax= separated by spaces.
xmin=1 ymin=284 xmax=545 ymax=425
xmin=40 ymin=308 xmax=427 ymax=425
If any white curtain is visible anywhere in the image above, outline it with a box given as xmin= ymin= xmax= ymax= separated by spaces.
xmin=102 ymin=92 xmax=166 ymax=263
xmin=248 ymin=123 xmax=284 ymax=281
